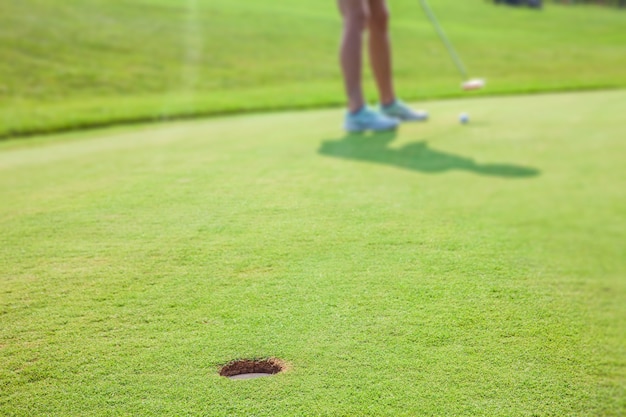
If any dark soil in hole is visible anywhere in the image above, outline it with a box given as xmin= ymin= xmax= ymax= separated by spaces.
xmin=219 ymin=358 xmax=286 ymax=378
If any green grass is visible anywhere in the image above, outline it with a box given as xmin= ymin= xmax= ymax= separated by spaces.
xmin=1 ymin=90 xmax=625 ymax=416
xmin=1 ymin=0 xmax=625 ymax=137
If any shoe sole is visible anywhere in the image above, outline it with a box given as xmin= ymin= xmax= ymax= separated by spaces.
xmin=383 ymin=114 xmax=429 ymax=122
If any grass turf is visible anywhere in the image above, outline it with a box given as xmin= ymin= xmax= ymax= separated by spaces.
xmin=1 ymin=0 xmax=626 ymax=137
xmin=1 ymin=90 xmax=625 ymax=416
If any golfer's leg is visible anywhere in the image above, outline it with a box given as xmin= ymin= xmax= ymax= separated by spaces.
xmin=338 ymin=0 xmax=369 ymax=113
xmin=367 ymin=0 xmax=396 ymax=106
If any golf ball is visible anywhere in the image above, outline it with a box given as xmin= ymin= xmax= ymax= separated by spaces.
xmin=459 ymin=113 xmax=469 ymax=124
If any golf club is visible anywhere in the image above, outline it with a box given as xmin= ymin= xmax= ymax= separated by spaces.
xmin=419 ymin=0 xmax=485 ymax=91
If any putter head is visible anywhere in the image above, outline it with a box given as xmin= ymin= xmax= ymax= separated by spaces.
xmin=462 ymin=79 xmax=486 ymax=91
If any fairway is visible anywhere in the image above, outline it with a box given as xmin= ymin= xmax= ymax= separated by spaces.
xmin=1 ymin=91 xmax=625 ymax=416
xmin=1 ymin=0 xmax=625 ymax=137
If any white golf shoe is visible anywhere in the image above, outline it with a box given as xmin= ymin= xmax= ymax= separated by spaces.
xmin=344 ymin=106 xmax=400 ymax=133
xmin=380 ymin=99 xmax=429 ymax=122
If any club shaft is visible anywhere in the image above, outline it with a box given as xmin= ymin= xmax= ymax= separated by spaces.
xmin=419 ymin=0 xmax=468 ymax=79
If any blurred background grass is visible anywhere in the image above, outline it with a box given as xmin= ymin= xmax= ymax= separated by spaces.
xmin=0 ymin=0 xmax=625 ymax=137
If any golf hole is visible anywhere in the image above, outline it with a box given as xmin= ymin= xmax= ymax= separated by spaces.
xmin=219 ymin=358 xmax=287 ymax=380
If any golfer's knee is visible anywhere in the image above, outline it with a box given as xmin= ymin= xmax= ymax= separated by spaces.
xmin=344 ymin=7 xmax=369 ymax=32
xmin=369 ymin=7 xmax=389 ymax=33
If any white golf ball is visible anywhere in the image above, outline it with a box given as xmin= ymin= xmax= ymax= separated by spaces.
xmin=459 ymin=112 xmax=469 ymax=124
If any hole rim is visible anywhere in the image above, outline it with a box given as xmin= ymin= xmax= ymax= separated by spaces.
xmin=219 ymin=357 xmax=288 ymax=378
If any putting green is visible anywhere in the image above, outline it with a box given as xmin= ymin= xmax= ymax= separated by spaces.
xmin=1 ymin=91 xmax=625 ymax=416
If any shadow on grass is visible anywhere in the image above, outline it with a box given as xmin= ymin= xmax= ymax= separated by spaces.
xmin=318 ymin=131 xmax=540 ymax=178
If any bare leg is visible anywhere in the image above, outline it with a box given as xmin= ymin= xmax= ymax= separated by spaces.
xmin=338 ymin=0 xmax=369 ymax=113
xmin=367 ymin=0 xmax=396 ymax=106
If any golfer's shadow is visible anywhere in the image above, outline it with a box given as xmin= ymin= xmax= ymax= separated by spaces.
xmin=318 ymin=131 xmax=540 ymax=178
